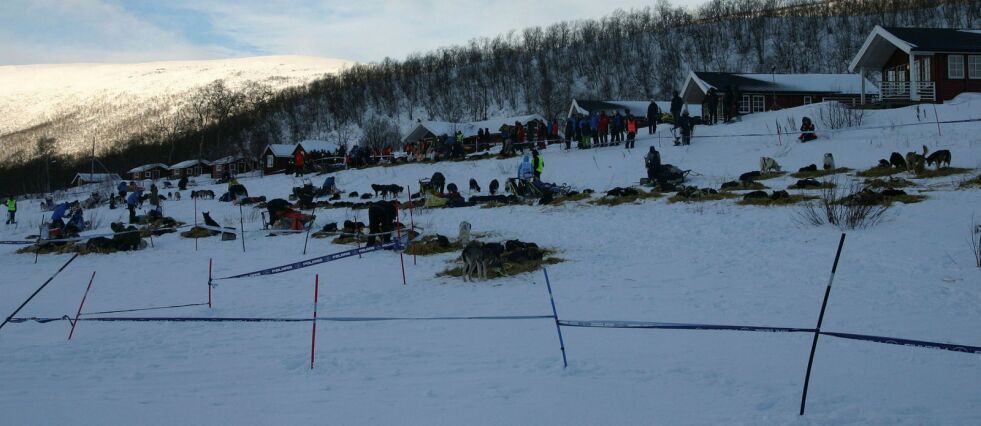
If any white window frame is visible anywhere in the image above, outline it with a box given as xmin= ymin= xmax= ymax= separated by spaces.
xmin=921 ymin=57 xmax=931 ymax=81
xmin=949 ymin=55 xmax=965 ymax=79
xmin=803 ymin=96 xmax=812 ymax=105
xmin=266 ymin=155 xmax=275 ymax=168
xmin=752 ymin=95 xmax=765 ymax=113
xmin=969 ymin=55 xmax=981 ymax=79
xmin=739 ymin=95 xmax=751 ymax=114
xmin=144 ymin=171 xmax=151 ymax=178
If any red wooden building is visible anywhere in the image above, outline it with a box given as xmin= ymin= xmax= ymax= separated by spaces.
xmin=850 ymin=26 xmax=981 ymax=103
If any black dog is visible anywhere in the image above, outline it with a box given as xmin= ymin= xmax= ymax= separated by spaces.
xmin=739 ymin=171 xmax=761 ymax=182
xmin=202 ymin=211 xmax=221 ymax=228
xmin=431 ymin=172 xmax=446 ymax=194
xmin=469 ymin=178 xmax=481 ymax=193
xmin=798 ymin=164 xmax=818 ymax=172
xmin=489 ymin=179 xmax=500 ymax=195
xmin=889 ymin=152 xmax=907 ymax=169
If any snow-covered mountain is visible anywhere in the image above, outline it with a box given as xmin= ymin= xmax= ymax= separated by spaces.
xmin=0 ymin=56 xmax=351 ymax=163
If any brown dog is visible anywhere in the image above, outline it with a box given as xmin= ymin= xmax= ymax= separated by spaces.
xmin=923 ymin=145 xmax=951 ymax=169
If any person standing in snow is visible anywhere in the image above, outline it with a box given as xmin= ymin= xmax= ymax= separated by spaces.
xmin=589 ymin=113 xmax=599 ymax=147
xmin=565 ymin=116 xmax=576 ymax=150
xmin=531 ymin=149 xmax=544 ymax=180
xmin=126 ymin=189 xmax=142 ymax=223
xmin=705 ymin=88 xmax=719 ymax=125
xmin=598 ymin=112 xmax=610 ymax=146
xmin=294 ymin=150 xmax=305 ymax=177
xmin=117 ymin=181 xmax=128 ymax=198
xmin=670 ymin=91 xmax=684 ymax=129
xmin=517 ymin=154 xmax=534 ymax=181
xmin=612 ymin=110 xmax=624 ymax=145
xmin=676 ymin=110 xmax=695 ymax=146
xmin=5 ymin=195 xmax=16 ymax=224
xmin=644 ymin=147 xmax=662 ymax=182
xmin=647 ymin=100 xmax=660 ymax=134
xmin=625 ymin=114 xmax=638 ymax=149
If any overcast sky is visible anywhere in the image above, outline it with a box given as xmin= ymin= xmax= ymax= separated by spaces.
xmin=0 ymin=0 xmax=707 ymax=65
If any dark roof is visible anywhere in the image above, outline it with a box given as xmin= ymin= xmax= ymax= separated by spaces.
xmin=691 ymin=72 xmax=775 ymax=92
xmin=884 ymin=27 xmax=981 ymax=53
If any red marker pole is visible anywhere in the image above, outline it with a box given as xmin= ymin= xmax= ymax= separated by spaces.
xmin=207 ymin=258 xmax=213 ymax=308
xmin=396 ymin=205 xmax=407 ymax=286
xmin=408 ymin=183 xmax=416 ymax=266
xmin=310 ymin=274 xmax=319 ymax=370
xmin=68 ymin=271 xmax=97 ymax=341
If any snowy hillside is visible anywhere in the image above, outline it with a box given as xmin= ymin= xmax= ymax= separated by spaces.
xmin=0 ymin=56 xmax=351 ymax=161
xmin=1 ymin=97 xmax=980 ymax=424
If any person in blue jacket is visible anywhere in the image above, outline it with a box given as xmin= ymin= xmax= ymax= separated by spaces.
xmin=51 ymin=202 xmax=70 ymax=224
xmin=517 ymin=154 xmax=534 ymax=181
xmin=65 ymin=203 xmax=84 ymax=234
xmin=589 ymin=113 xmax=600 ymax=147
xmin=126 ymin=190 xmax=143 ymax=223
xmin=117 ymin=181 xmax=128 ymax=198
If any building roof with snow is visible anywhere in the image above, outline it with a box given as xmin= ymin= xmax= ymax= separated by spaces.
xmin=72 ymin=173 xmax=121 ymax=185
xmin=681 ymin=71 xmax=877 ymax=104
xmin=849 ymin=26 xmax=981 ymax=72
xmin=402 ymin=114 xmax=546 ymax=143
xmin=569 ymin=99 xmax=702 ymax=118
xmin=127 ymin=163 xmax=169 ymax=174
xmin=169 ymin=159 xmax=212 ymax=170
xmin=263 ymin=144 xmax=296 ymax=157
xmin=295 ymin=140 xmax=340 ymax=154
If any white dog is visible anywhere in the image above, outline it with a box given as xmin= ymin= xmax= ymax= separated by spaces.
xmin=458 ymin=221 xmax=472 ymax=245
xmin=759 ymin=157 xmax=782 ymax=173
xmin=823 ymin=153 xmax=835 ymax=171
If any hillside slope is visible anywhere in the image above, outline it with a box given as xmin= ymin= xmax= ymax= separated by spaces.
xmin=0 ymin=55 xmax=351 ymax=161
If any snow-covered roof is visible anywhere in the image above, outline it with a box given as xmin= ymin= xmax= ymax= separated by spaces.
xmin=72 ymin=173 xmax=121 ymax=184
xmin=127 ymin=163 xmax=169 ymax=173
xmin=169 ymin=159 xmax=212 ymax=169
xmin=569 ymin=100 xmax=701 ymax=118
xmin=211 ymin=156 xmax=250 ymax=165
xmin=403 ymin=114 xmax=546 ymax=143
xmin=682 ymin=71 xmax=877 ymax=103
xmin=296 ymin=140 xmax=340 ymax=154
xmin=849 ymin=26 xmax=981 ymax=72
xmin=264 ymin=144 xmax=296 ymax=157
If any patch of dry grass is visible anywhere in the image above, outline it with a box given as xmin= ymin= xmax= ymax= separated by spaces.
xmin=589 ymin=190 xmax=662 ymax=206
xmin=914 ymin=167 xmax=973 ymax=179
xmin=180 ymin=227 xmax=218 ymax=238
xmin=788 ymin=181 xmax=836 ymax=190
xmin=736 ymin=194 xmax=818 ymax=206
xmin=548 ymin=192 xmax=592 ymax=205
xmin=790 ymin=167 xmax=852 ymax=179
xmin=883 ymin=194 xmax=928 ymax=204
xmin=959 ymin=175 xmax=981 ymax=189
xmin=719 ymin=181 xmax=768 ymax=191
xmin=864 ymin=177 xmax=916 ymax=189
xmin=667 ymin=192 xmax=738 ymax=203
xmin=754 ymin=171 xmax=788 ymax=181
xmin=405 ymin=235 xmax=462 ymax=256
xmin=438 ymin=252 xmax=563 ymax=280
xmin=856 ymin=166 xmax=905 ymax=178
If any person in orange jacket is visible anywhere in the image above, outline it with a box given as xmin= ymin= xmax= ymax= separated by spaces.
xmin=625 ymin=114 xmax=638 ymax=149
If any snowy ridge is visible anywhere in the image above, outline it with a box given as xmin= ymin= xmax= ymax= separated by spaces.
xmin=0 ymin=56 xmax=351 ymax=161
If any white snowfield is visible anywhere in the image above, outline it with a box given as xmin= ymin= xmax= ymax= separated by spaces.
xmin=0 ymin=55 xmax=351 ymax=158
xmin=1 ymin=97 xmax=980 ymax=425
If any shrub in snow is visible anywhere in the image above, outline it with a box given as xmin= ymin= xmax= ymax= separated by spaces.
xmin=819 ymin=101 xmax=865 ymax=130
xmin=796 ymin=181 xmax=890 ymax=230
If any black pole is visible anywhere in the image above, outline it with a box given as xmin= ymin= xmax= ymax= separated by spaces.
xmin=799 ymin=233 xmax=847 ymax=416
xmin=303 ymin=205 xmax=316 ymax=255
xmin=239 ymin=204 xmax=246 ymax=253
xmin=543 ymin=268 xmax=568 ymax=368
xmin=34 ymin=215 xmax=43 ymax=264
xmin=1 ymin=253 xmax=79 ymax=333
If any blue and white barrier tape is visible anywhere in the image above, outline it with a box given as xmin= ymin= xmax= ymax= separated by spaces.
xmin=215 ymin=236 xmax=409 ymax=280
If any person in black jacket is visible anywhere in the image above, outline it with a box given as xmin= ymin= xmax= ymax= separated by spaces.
xmin=675 ymin=111 xmax=695 ymax=146
xmin=670 ymin=91 xmax=683 ymax=129
xmin=646 ymin=100 xmax=660 ymax=134
xmin=705 ymin=88 xmax=719 ymax=124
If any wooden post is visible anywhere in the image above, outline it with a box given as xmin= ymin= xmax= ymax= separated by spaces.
xmin=408 ymin=183 xmax=416 ymax=266
xmin=396 ymin=205 xmax=407 ymax=286
xmin=207 ymin=258 xmax=213 ymax=309
xmin=193 ymin=197 xmax=199 ymax=251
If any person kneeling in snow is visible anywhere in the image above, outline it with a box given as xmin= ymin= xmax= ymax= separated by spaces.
xmin=799 ymin=117 xmax=817 ymax=142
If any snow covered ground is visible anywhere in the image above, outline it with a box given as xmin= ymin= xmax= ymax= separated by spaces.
xmin=1 ymin=97 xmax=980 ymax=425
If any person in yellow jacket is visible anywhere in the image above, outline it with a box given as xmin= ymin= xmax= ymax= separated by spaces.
xmin=5 ymin=195 xmax=16 ymax=224
xmin=531 ymin=149 xmax=544 ymax=180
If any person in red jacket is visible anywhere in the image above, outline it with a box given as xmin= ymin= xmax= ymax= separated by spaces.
xmin=294 ymin=150 xmax=305 ymax=177
xmin=598 ymin=112 xmax=610 ymax=146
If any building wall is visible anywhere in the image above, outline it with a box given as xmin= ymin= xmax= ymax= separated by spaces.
xmin=935 ymin=53 xmax=981 ymax=102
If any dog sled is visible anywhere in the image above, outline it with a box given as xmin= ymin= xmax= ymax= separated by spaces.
xmin=641 ymin=164 xmax=690 ymax=187
xmin=505 ymin=178 xmax=571 ymax=199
